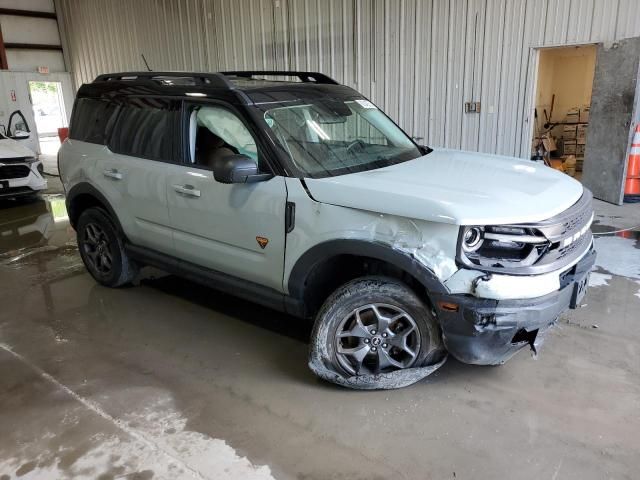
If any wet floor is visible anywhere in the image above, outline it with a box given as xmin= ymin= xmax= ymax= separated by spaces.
xmin=1 ymin=194 xmax=640 ymax=479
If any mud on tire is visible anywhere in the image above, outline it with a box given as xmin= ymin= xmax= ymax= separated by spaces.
xmin=309 ymin=276 xmax=446 ymax=389
xmin=76 ymin=207 xmax=138 ymax=287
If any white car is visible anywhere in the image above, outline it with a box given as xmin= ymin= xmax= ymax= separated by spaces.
xmin=0 ymin=111 xmax=47 ymax=198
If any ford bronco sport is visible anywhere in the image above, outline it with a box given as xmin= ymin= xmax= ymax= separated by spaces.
xmin=59 ymin=71 xmax=595 ymax=389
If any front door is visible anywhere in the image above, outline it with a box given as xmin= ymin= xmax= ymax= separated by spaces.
xmin=166 ymin=103 xmax=287 ymax=292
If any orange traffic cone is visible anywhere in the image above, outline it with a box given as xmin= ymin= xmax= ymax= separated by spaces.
xmin=624 ymin=124 xmax=640 ymax=202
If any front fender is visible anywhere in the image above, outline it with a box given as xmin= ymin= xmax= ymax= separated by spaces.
xmin=287 ymin=239 xmax=450 ymax=300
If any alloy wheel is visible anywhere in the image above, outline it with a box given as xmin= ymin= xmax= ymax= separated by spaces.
xmin=82 ymin=222 xmax=113 ymax=275
xmin=335 ymin=303 xmax=421 ymax=375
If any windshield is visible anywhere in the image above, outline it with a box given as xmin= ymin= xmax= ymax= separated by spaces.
xmin=262 ymin=98 xmax=423 ymax=178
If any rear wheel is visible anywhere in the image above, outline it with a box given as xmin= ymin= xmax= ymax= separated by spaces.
xmin=310 ymin=276 xmax=443 ymax=379
xmin=77 ymin=207 xmax=137 ymax=287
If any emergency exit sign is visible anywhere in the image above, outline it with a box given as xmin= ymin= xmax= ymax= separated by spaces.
xmin=37 ymin=66 xmax=49 ymax=74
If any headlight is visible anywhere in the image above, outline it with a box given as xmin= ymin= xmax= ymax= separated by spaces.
xmin=458 ymin=225 xmax=550 ymax=269
xmin=462 ymin=226 xmax=484 ymax=252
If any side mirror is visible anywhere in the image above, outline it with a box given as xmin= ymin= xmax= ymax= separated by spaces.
xmin=418 ymin=145 xmax=432 ymax=155
xmin=213 ymin=154 xmax=273 ymax=184
xmin=11 ymin=130 xmax=30 ymax=140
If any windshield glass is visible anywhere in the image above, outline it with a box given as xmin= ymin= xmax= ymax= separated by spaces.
xmin=263 ymin=98 xmax=423 ymax=178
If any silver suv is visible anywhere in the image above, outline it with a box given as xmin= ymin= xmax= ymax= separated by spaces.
xmin=59 ymin=71 xmax=595 ymax=389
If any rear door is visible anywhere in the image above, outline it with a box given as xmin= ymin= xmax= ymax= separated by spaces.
xmin=165 ymin=101 xmax=287 ymax=292
xmin=97 ymin=96 xmax=180 ymax=255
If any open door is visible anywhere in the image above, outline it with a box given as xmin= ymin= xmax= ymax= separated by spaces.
xmin=582 ymin=37 xmax=640 ymax=204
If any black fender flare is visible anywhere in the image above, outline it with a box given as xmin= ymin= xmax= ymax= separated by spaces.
xmin=287 ymin=239 xmax=449 ymax=300
xmin=66 ymin=182 xmax=125 ymax=235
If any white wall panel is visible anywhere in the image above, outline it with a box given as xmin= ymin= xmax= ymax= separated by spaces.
xmin=0 ymin=15 xmax=60 ymax=44
xmin=6 ymin=49 xmax=65 ymax=72
xmin=55 ymin=0 xmax=640 ymax=158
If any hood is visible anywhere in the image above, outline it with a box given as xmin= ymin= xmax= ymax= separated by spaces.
xmin=304 ymin=148 xmax=584 ymax=225
xmin=0 ymin=138 xmax=36 ymax=160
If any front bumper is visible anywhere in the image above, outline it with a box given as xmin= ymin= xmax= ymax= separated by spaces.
xmin=0 ymin=163 xmax=47 ymax=197
xmin=433 ymin=246 xmax=596 ymax=365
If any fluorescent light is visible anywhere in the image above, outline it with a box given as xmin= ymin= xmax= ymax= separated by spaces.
xmin=186 ymin=92 xmax=207 ymax=97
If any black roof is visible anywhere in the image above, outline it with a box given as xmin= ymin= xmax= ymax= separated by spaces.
xmin=80 ymin=70 xmax=360 ymax=105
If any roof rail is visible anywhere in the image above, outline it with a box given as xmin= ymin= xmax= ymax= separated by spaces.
xmin=222 ymin=71 xmax=339 ymax=85
xmin=93 ymin=71 xmax=234 ymax=89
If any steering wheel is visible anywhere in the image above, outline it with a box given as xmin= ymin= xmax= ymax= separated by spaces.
xmin=346 ymin=139 xmax=366 ymax=155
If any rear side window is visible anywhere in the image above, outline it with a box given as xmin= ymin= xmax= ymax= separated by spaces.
xmin=69 ymin=98 xmax=118 ymax=144
xmin=108 ymin=97 xmax=180 ymax=161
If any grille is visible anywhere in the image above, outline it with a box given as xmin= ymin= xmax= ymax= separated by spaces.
xmin=0 ymin=156 xmax=32 ymax=164
xmin=534 ymin=191 xmax=593 ymax=242
xmin=0 ymin=165 xmax=31 ymax=179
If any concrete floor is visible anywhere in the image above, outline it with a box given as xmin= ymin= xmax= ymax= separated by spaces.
xmin=1 ymin=170 xmax=639 ymax=479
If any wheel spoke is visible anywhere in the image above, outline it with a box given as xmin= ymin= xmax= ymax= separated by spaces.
xmin=101 ymin=253 xmax=112 ymax=270
xmin=338 ymin=344 xmax=370 ymax=373
xmin=388 ymin=325 xmax=416 ymax=355
xmin=376 ymin=347 xmax=403 ymax=372
xmin=94 ymin=253 xmax=103 ymax=271
xmin=85 ymin=224 xmax=97 ymax=245
xmin=85 ymin=248 xmax=98 ymax=263
xmin=338 ymin=311 xmax=371 ymax=339
xmin=371 ymin=305 xmax=390 ymax=333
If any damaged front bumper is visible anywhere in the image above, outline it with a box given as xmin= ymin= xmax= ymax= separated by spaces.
xmin=433 ymin=246 xmax=596 ymax=365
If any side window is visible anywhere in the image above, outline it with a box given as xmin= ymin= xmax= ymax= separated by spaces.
xmin=188 ymin=105 xmax=261 ymax=170
xmin=108 ymin=97 xmax=180 ymax=161
xmin=69 ymin=98 xmax=118 ymax=144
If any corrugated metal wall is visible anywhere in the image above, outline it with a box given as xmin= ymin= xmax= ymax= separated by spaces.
xmin=55 ymin=0 xmax=640 ymax=158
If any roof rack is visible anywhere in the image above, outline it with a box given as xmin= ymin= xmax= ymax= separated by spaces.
xmin=222 ymin=71 xmax=339 ymax=85
xmin=93 ymin=71 xmax=234 ymax=89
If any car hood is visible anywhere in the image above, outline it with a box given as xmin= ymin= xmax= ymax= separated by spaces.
xmin=0 ymin=138 xmax=36 ymax=159
xmin=304 ymin=148 xmax=585 ymax=225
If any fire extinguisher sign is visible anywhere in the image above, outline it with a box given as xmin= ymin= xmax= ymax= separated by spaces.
xmin=10 ymin=90 xmax=16 ymax=102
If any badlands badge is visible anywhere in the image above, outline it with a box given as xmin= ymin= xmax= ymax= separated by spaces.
xmin=256 ymin=236 xmax=269 ymax=249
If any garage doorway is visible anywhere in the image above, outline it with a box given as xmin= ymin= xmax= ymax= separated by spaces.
xmin=532 ymin=44 xmax=597 ymax=182
xmin=27 ymin=80 xmax=68 ymax=157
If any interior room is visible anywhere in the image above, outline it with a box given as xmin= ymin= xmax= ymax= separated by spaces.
xmin=533 ymin=45 xmax=597 ymax=181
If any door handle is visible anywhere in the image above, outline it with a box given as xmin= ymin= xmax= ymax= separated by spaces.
xmin=173 ymin=184 xmax=201 ymax=198
xmin=103 ymin=168 xmax=122 ymax=180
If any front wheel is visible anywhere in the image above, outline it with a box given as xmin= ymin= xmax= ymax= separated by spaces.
xmin=309 ymin=276 xmax=445 ymax=388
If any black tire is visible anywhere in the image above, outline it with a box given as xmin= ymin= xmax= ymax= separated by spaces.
xmin=310 ymin=276 xmax=443 ymax=380
xmin=76 ymin=207 xmax=138 ymax=287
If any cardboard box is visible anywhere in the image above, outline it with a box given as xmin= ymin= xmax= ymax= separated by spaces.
xmin=580 ymin=107 xmax=590 ymax=123
xmin=565 ymin=108 xmax=580 ymax=123
xmin=564 ymin=141 xmax=577 ymax=155
xmin=576 ymin=144 xmax=585 ymax=155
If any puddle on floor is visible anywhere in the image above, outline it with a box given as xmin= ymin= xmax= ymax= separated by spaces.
xmin=0 ymin=194 xmax=83 ymax=283
xmin=0 ymin=194 xmax=75 ymax=256
xmin=591 ymin=224 xmax=640 ymax=281
xmin=591 ymin=223 xmax=640 ymax=243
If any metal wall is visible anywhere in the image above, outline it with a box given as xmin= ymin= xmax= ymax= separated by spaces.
xmin=55 ymin=0 xmax=640 ymax=158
